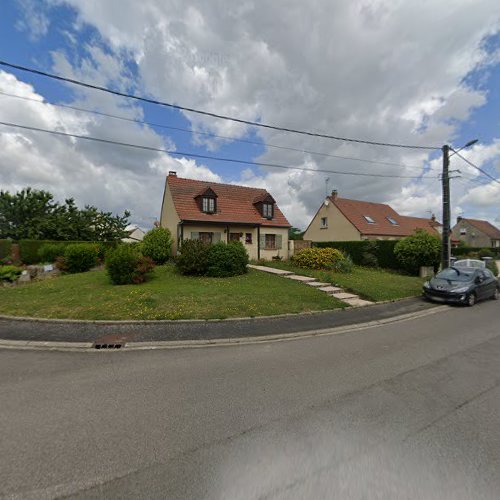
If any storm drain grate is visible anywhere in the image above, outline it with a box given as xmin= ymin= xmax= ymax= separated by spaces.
xmin=92 ymin=333 xmax=134 ymax=350
xmin=94 ymin=343 xmax=123 ymax=349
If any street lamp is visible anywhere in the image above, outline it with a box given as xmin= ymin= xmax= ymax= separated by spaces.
xmin=441 ymin=139 xmax=478 ymax=270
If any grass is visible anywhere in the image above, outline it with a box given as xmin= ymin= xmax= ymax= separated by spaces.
xmin=257 ymin=261 xmax=425 ymax=302
xmin=0 ymin=265 xmax=346 ymax=320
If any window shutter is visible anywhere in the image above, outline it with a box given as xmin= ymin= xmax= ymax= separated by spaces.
xmin=259 ymin=234 xmax=265 ymax=249
xmin=276 ymin=234 xmax=282 ymax=249
xmin=213 ymin=232 xmax=221 ymax=243
xmin=190 ymin=232 xmax=199 ymax=240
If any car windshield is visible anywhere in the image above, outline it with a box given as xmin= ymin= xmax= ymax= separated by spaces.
xmin=435 ymin=268 xmax=475 ymax=282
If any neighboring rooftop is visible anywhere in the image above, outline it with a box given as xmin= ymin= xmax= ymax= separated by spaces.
xmin=328 ymin=194 xmax=441 ymax=237
xmin=167 ymin=174 xmax=291 ymax=227
xmin=457 ymin=218 xmax=500 ymax=240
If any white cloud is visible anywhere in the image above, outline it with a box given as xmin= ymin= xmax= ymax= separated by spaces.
xmin=3 ymin=0 xmax=500 ymax=229
xmin=15 ymin=0 xmax=50 ymax=40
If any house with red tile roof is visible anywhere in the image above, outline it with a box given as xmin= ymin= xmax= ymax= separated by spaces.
xmin=160 ymin=172 xmax=291 ymax=259
xmin=303 ymin=191 xmax=441 ymax=242
xmin=452 ymin=217 xmax=500 ymax=248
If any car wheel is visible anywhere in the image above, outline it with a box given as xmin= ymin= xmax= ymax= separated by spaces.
xmin=492 ymin=288 xmax=500 ymax=300
xmin=466 ymin=293 xmax=476 ymax=307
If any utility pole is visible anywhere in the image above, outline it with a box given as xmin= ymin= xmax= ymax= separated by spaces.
xmin=441 ymin=144 xmax=450 ymax=269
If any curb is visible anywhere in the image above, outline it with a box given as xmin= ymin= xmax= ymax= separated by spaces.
xmin=0 ymin=305 xmax=448 ymax=351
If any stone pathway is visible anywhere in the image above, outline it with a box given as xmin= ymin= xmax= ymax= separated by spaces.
xmin=248 ymin=265 xmax=374 ymax=307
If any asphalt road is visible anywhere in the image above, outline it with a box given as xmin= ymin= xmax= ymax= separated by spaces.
xmin=1 ymin=300 xmax=500 ymax=499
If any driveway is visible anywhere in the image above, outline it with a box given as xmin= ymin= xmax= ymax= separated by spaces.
xmin=1 ymin=299 xmax=500 ymax=498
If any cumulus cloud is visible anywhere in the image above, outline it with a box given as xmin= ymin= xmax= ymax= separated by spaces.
xmin=3 ymin=0 xmax=500 ymax=228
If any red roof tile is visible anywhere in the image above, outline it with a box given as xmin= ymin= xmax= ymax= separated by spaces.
xmin=463 ymin=219 xmax=500 ymax=240
xmin=168 ymin=176 xmax=291 ymax=227
xmin=331 ymin=196 xmax=440 ymax=237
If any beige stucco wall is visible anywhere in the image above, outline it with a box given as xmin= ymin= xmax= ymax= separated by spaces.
xmin=451 ymin=219 xmax=493 ymax=248
xmin=259 ymin=226 xmax=289 ymax=260
xmin=159 ymin=180 xmax=181 ymax=254
xmin=304 ymin=201 xmax=361 ymax=242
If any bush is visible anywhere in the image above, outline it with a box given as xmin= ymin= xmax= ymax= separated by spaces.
xmin=0 ymin=265 xmax=22 ymax=282
xmin=206 ymin=242 xmax=249 ymax=277
xmin=176 ymin=239 xmax=210 ymax=275
xmin=0 ymin=239 xmax=12 ymax=260
xmin=63 ymin=244 xmax=99 ymax=273
xmin=293 ymin=247 xmax=352 ymax=272
xmin=142 ymin=227 xmax=172 ymax=264
xmin=478 ymin=248 xmax=495 ymax=258
xmin=486 ymin=260 xmax=498 ymax=277
xmin=38 ymin=243 xmax=65 ymax=263
xmin=361 ymin=240 xmax=379 ymax=267
xmin=394 ymin=230 xmax=441 ymax=275
xmin=106 ymin=245 xmax=154 ymax=285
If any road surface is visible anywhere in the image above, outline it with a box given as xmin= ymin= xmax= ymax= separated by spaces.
xmin=1 ymin=300 xmax=499 ymax=499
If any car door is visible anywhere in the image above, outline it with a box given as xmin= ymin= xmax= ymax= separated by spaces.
xmin=481 ymin=269 xmax=497 ymax=297
xmin=475 ymin=270 xmax=491 ymax=300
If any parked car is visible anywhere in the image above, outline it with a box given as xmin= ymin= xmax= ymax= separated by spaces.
xmin=423 ymin=267 xmax=499 ymax=306
xmin=453 ymin=259 xmax=485 ymax=269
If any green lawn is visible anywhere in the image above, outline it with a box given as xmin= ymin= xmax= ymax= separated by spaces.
xmin=257 ymin=261 xmax=424 ymax=302
xmin=0 ymin=265 xmax=345 ymax=320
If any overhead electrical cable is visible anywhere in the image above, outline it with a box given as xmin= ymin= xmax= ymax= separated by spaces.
xmin=0 ymin=120 xmax=437 ymax=179
xmin=0 ymin=60 xmax=441 ymax=150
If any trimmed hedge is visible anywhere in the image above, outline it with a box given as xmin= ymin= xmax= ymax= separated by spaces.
xmin=18 ymin=239 xmax=118 ymax=264
xmin=452 ymin=246 xmax=500 ymax=257
xmin=0 ymin=239 xmax=12 ymax=259
xmin=313 ymin=240 xmax=399 ymax=270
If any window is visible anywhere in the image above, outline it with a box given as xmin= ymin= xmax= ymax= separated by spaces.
xmin=386 ymin=217 xmax=398 ymax=225
xmin=199 ymin=232 xmax=213 ymax=244
xmin=265 ymin=234 xmax=276 ymax=249
xmin=262 ymin=203 xmax=273 ymax=219
xmin=460 ymin=228 xmax=467 ymax=235
xmin=363 ymin=215 xmax=375 ymax=224
xmin=229 ymin=233 xmax=240 ymax=242
xmin=245 ymin=233 xmax=252 ymax=244
xmin=321 ymin=217 xmax=328 ymax=228
xmin=202 ymin=197 xmax=215 ymax=213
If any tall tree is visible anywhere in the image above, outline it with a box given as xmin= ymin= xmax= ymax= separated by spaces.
xmin=0 ymin=188 xmax=130 ymax=241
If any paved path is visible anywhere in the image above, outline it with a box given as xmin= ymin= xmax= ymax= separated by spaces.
xmin=249 ymin=264 xmax=374 ymax=307
xmin=1 ymin=300 xmax=499 ymax=499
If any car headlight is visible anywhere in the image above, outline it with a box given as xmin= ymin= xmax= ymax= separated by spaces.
xmin=423 ymin=281 xmax=430 ymax=289
xmin=452 ymin=286 xmax=469 ymax=293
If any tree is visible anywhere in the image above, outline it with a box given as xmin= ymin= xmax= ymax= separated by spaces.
xmin=141 ymin=227 xmax=173 ymax=264
xmin=394 ymin=230 xmax=441 ymax=275
xmin=0 ymin=187 xmax=130 ymax=241
xmin=289 ymin=227 xmax=304 ymax=240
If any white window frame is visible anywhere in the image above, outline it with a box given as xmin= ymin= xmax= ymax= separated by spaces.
xmin=364 ymin=215 xmax=375 ymax=224
xmin=262 ymin=203 xmax=273 ymax=219
xmin=320 ymin=217 xmax=328 ymax=228
xmin=202 ymin=197 xmax=215 ymax=213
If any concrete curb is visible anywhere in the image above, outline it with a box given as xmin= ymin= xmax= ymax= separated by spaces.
xmin=0 ymin=305 xmax=448 ymax=352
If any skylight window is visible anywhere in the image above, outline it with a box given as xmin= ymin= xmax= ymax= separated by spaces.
xmin=386 ymin=217 xmax=398 ymax=225
xmin=364 ymin=215 xmax=375 ymax=224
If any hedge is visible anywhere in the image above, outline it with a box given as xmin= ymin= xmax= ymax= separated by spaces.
xmin=0 ymin=239 xmax=12 ymax=259
xmin=451 ymin=246 xmax=500 ymax=257
xmin=18 ymin=239 xmax=119 ymax=264
xmin=313 ymin=240 xmax=399 ymax=270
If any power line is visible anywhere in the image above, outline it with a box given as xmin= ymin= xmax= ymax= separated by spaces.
xmin=0 ymin=90 xmax=436 ymax=173
xmin=0 ymin=59 xmax=441 ymax=151
xmin=451 ymin=148 xmax=500 ymax=185
xmin=0 ymin=120 xmax=437 ymax=179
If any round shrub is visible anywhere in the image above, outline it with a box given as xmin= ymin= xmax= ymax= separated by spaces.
xmin=38 ymin=243 xmax=65 ymax=263
xmin=293 ymin=247 xmax=351 ymax=272
xmin=142 ymin=227 xmax=173 ymax=264
xmin=176 ymin=239 xmax=210 ymax=275
xmin=394 ymin=230 xmax=441 ymax=275
xmin=63 ymin=243 xmax=99 ymax=273
xmin=206 ymin=241 xmax=249 ymax=277
xmin=106 ymin=245 xmax=155 ymax=285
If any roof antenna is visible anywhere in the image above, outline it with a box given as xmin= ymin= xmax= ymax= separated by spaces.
xmin=325 ymin=177 xmax=330 ymax=198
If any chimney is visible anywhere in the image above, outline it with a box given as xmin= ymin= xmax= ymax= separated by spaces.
xmin=431 ymin=213 xmax=436 ymax=222
xmin=168 ymin=171 xmax=177 ymax=177
xmin=457 ymin=216 xmax=462 ymax=223
xmin=331 ymin=189 xmax=338 ymax=200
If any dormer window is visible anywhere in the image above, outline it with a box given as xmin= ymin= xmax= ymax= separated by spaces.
xmin=202 ymin=197 xmax=215 ymax=213
xmin=263 ymin=203 xmax=274 ymax=219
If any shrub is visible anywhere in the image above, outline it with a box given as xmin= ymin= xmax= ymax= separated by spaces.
xmin=63 ymin=244 xmax=99 ymax=273
xmin=486 ymin=260 xmax=498 ymax=277
xmin=206 ymin=241 xmax=249 ymax=277
xmin=293 ymin=247 xmax=352 ymax=272
xmin=394 ymin=230 xmax=441 ymax=275
xmin=142 ymin=227 xmax=172 ymax=264
xmin=38 ymin=243 xmax=65 ymax=263
xmin=176 ymin=239 xmax=210 ymax=275
xmin=106 ymin=245 xmax=154 ymax=285
xmin=0 ymin=265 xmax=22 ymax=282
xmin=478 ymin=248 xmax=495 ymax=258
xmin=361 ymin=240 xmax=379 ymax=267
xmin=0 ymin=239 xmax=12 ymax=260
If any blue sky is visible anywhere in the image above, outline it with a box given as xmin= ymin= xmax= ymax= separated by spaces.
xmin=0 ymin=0 xmax=499 ymax=229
